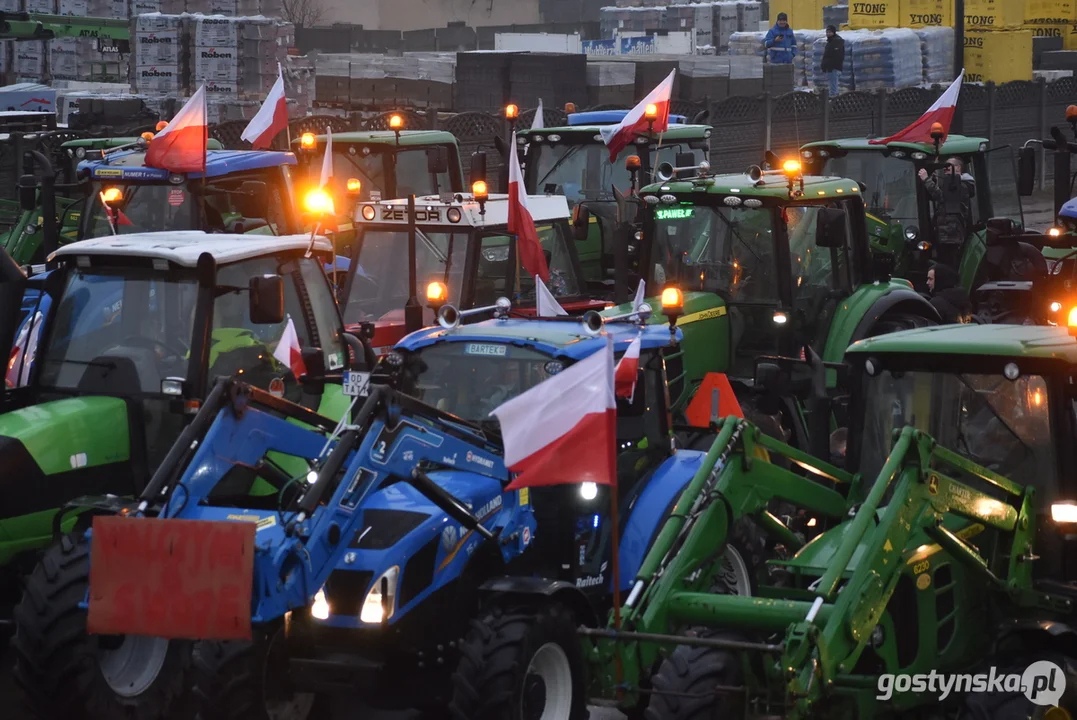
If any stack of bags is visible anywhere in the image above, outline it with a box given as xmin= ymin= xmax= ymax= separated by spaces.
xmin=728 ymin=30 xmax=766 ymax=57
xmin=794 ymin=28 xmax=824 ymax=87
xmin=914 ymin=25 xmax=954 ymax=84
xmin=845 ymin=28 xmax=922 ymax=91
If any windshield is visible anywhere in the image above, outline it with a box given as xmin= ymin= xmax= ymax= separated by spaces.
xmin=824 ymin=152 xmax=919 ymax=225
xmin=39 ymin=268 xmax=198 ymax=392
xmin=343 ymin=228 xmax=467 ymax=325
xmin=398 ymin=342 xmax=560 ymax=422
xmin=651 ymin=204 xmax=779 ymax=303
xmin=86 ymin=170 xmax=293 ymax=237
xmin=858 ymin=369 xmax=1054 ymax=493
xmin=328 ymin=147 xmax=452 ymax=204
xmin=530 ymin=142 xmax=705 ymax=203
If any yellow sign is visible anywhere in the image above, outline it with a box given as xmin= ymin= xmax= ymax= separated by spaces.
xmin=678 ymin=306 xmax=727 ymax=326
xmin=94 ymin=169 xmax=123 ymax=177
xmin=519 ymin=488 xmax=530 ymax=506
xmin=916 ymin=573 xmax=931 ymax=590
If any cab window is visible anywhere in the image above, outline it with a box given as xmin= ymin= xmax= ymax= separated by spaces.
xmin=395 ymin=148 xmax=450 ymax=197
xmin=475 ymin=222 xmax=580 ymax=307
xmin=202 ymin=172 xmax=289 ymax=235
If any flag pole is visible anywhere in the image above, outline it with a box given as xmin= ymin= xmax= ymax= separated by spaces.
xmin=606 ymin=336 xmax=625 ymax=696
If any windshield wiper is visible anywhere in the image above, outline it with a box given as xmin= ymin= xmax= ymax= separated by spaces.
xmin=536 ymin=145 xmax=584 ymax=189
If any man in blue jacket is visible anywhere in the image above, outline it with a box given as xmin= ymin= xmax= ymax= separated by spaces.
xmin=764 ymin=12 xmax=797 ymax=64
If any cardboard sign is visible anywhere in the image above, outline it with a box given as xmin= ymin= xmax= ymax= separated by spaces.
xmin=87 ymin=515 xmax=255 ymax=641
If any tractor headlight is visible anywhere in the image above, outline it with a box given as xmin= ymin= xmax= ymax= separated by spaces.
xmin=580 ymin=482 xmax=598 ymax=501
xmin=312 ymin=587 xmax=330 ymax=620
xmin=361 ymin=566 xmax=400 ymax=624
xmin=1052 ymin=501 xmax=1077 ymax=524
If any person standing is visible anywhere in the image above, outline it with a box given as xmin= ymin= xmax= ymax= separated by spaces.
xmin=821 ymin=25 xmax=845 ymax=96
xmin=919 ymin=157 xmax=975 ymax=268
xmin=926 ymin=263 xmax=972 ymax=323
xmin=764 ymin=12 xmax=797 ymax=65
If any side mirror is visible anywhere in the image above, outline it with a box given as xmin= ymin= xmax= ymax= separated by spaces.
xmin=301 ymin=347 xmax=325 ymax=378
xmin=1017 ymin=146 xmax=1036 ymax=197
xmin=248 ymin=274 xmax=285 ymax=324
xmin=815 ymin=207 xmax=848 ymax=248
xmin=235 ymin=180 xmax=268 ymax=218
xmin=754 ymin=361 xmax=787 ymax=395
xmin=674 ymin=151 xmax=695 ymax=178
xmin=571 ymin=204 xmax=591 ymax=242
xmin=427 ymin=146 xmax=449 ymax=175
xmin=18 ymin=175 xmax=36 ymax=212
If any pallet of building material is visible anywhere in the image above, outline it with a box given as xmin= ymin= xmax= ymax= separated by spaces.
xmin=315 ymin=75 xmax=349 ymax=103
xmin=509 ymin=52 xmax=587 ymax=108
xmin=453 ymin=50 xmax=516 ymax=112
xmin=0 ymin=0 xmax=17 ymax=10
xmin=134 ymin=63 xmax=185 ymax=93
xmin=964 ymin=0 xmax=1025 ymax=29
xmin=57 ymin=0 xmax=87 ymax=15
xmin=88 ymin=0 xmax=126 ymax=17
xmin=14 ymin=41 xmax=45 ymax=83
xmin=823 ymin=3 xmax=848 ymax=27
xmin=812 ymin=34 xmax=853 ymax=90
xmin=1038 ymin=48 xmax=1077 ymax=69
xmin=847 ymin=28 xmax=922 ymax=91
xmin=794 ymin=28 xmax=824 ymax=88
xmin=680 ymin=55 xmax=731 ymax=100
xmin=738 ymin=1 xmax=762 ymax=31
xmin=914 ymin=25 xmax=954 ymax=85
xmin=729 ymin=30 xmax=766 ymax=56
xmin=23 ymin=0 xmax=55 ymax=11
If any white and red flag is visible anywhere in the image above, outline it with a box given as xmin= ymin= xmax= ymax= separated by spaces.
xmin=870 ymin=69 xmax=964 ymax=145
xmin=631 ymin=279 xmax=646 ymax=314
xmin=320 ymin=126 xmax=334 ymax=187
xmin=145 ymin=84 xmax=207 ymax=173
xmin=536 ymin=276 xmax=567 ymax=316
xmin=491 ymin=338 xmax=617 ymax=491
xmin=241 ymin=63 xmax=288 ymax=150
xmin=508 ymin=130 xmax=551 ymax=282
xmin=614 ymin=332 xmax=642 ymax=401
xmin=273 ymin=315 xmax=307 ymax=379
xmin=599 ymin=69 xmax=675 ymax=162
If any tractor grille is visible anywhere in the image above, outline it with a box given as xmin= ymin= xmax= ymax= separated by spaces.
xmin=324 ymin=570 xmax=374 ymax=617
xmin=351 ymin=509 xmax=430 ymax=550
xmin=398 ymin=536 xmax=439 ymax=608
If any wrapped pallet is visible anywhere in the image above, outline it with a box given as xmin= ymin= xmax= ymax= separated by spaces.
xmin=57 ymin=0 xmax=88 ymax=15
xmin=14 ymin=41 xmax=46 ymax=83
xmin=714 ymin=2 xmax=741 ymax=51
xmin=795 ymin=28 xmax=824 ymax=87
xmin=847 ymin=27 xmax=922 ymax=90
xmin=48 ymin=38 xmax=80 ymax=82
xmin=586 ymin=59 xmax=635 ymax=106
xmin=729 ymin=29 xmax=767 ymax=57
xmin=132 ymin=13 xmax=187 ymax=94
xmin=738 ymin=2 xmax=763 ymax=33
xmin=914 ymin=25 xmax=954 ymax=83
xmin=812 ymin=32 xmax=854 ymax=90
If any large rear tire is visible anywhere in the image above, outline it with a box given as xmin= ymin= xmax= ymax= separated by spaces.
xmin=11 ymin=532 xmax=192 ymax=720
xmin=191 ymin=624 xmax=317 ymax=720
xmin=449 ymin=602 xmax=588 ymax=720
xmin=643 ymin=632 xmax=745 ymax=720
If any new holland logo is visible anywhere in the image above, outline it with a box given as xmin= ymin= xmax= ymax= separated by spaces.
xmin=201 ymin=49 xmax=233 ymax=59
xmin=474 ymin=495 xmax=502 ymax=519
xmin=466 ymin=451 xmax=495 ymax=469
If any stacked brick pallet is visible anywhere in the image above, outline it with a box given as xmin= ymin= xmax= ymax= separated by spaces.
xmin=599 ymin=1 xmax=763 ymax=52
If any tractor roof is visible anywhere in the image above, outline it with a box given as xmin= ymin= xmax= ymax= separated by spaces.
xmin=640 ymin=172 xmax=861 ymax=199
xmin=78 ymin=149 xmax=296 ymax=181
xmin=525 ymin=118 xmax=711 ymax=142
xmin=63 ymin=137 xmax=226 ymax=150
xmin=294 ymin=130 xmax=458 ymax=148
xmin=50 ymin=231 xmax=332 ymax=267
xmin=801 ymin=134 xmax=989 ymax=156
xmin=846 ymin=323 xmax=1077 ymax=364
xmin=397 ymin=316 xmax=680 ymax=361
xmin=356 ymin=192 xmax=570 ymax=227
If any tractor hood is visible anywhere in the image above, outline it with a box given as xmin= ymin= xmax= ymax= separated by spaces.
xmin=0 ymin=395 xmax=131 ymax=522
xmin=314 ymin=467 xmax=530 ymax=628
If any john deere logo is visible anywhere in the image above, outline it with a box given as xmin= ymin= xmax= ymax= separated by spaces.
xmin=928 ymin=474 xmax=940 ymax=495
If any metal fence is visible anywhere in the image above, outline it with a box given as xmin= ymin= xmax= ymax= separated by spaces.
xmin=208 ymin=76 xmax=1077 ymax=190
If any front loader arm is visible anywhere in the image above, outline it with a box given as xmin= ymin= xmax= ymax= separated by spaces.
xmin=782 ymin=428 xmax=1052 ymax=719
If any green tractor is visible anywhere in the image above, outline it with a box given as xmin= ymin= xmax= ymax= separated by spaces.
xmin=600 ymin=159 xmax=939 ymax=428
xmin=517 ymin=109 xmax=713 ymax=296
xmin=0 ymin=231 xmax=372 ymax=716
xmin=800 ymin=135 xmax=1027 ymax=292
xmin=454 ymin=321 xmax=1077 ymax=719
xmin=290 ymin=124 xmax=465 ymax=264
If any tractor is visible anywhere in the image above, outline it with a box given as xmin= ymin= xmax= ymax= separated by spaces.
xmin=343 ymin=182 xmax=605 ymax=355
xmin=515 ymin=107 xmax=713 ymax=294
xmin=801 ymin=134 xmax=1027 ymax=292
xmin=599 ymin=158 xmax=940 ymax=425
xmin=459 ymin=318 xmax=1077 ymax=719
xmin=4 ymin=230 xmax=373 ymax=718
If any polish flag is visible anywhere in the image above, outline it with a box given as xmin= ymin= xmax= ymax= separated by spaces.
xmin=536 ymin=276 xmax=567 ymax=316
xmin=614 ymin=332 xmax=642 ymax=401
xmin=870 ymin=70 xmax=964 ymax=146
xmin=508 ymin=131 xmax=551 ymax=283
xmin=241 ymin=63 xmax=288 ymax=150
xmin=145 ymin=84 xmax=207 ymax=173
xmin=599 ymin=69 xmax=675 ymax=163
xmin=531 ymin=98 xmax=544 ymax=130
xmin=273 ymin=316 xmax=307 ymax=379
xmin=491 ymin=338 xmax=616 ymax=491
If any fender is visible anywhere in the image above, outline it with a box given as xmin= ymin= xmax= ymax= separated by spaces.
xmin=478 ymin=576 xmax=598 ymax=627
xmin=1001 ymin=619 xmax=1077 ymax=644
xmin=618 ymin=449 xmax=707 ymax=591
xmin=849 ymin=287 xmax=941 ymax=343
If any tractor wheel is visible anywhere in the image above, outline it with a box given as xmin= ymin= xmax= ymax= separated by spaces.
xmin=11 ymin=532 xmax=192 ymax=720
xmin=643 ymin=632 xmax=746 ymax=720
xmin=865 ymin=311 xmax=938 ymax=337
xmin=964 ymin=651 xmax=1077 ymax=718
xmin=449 ymin=602 xmax=588 ymax=720
xmin=191 ymin=624 xmax=317 ymax=720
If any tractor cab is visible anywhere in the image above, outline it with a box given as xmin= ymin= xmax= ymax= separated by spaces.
xmin=1 ymin=231 xmax=362 ymax=567
xmin=291 ymin=126 xmax=465 ymax=236
xmin=832 ymin=322 xmax=1077 ymax=589
xmin=74 ymin=146 xmax=301 ymax=244
xmin=519 ymin=108 xmax=712 ymax=287
xmin=801 ymin=135 xmax=1025 ymax=291
xmin=344 ymin=187 xmax=604 ymax=355
xmin=620 ymin=159 xmax=938 ymax=416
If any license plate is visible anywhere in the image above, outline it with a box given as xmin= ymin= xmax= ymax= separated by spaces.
xmin=342 ymin=371 xmax=371 ymax=397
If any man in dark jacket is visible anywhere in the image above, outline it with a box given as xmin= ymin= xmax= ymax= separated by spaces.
xmin=821 ymin=25 xmax=845 ymax=96
xmin=764 ymin=12 xmax=797 ymax=64
xmin=927 ymin=263 xmax=972 ymax=323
